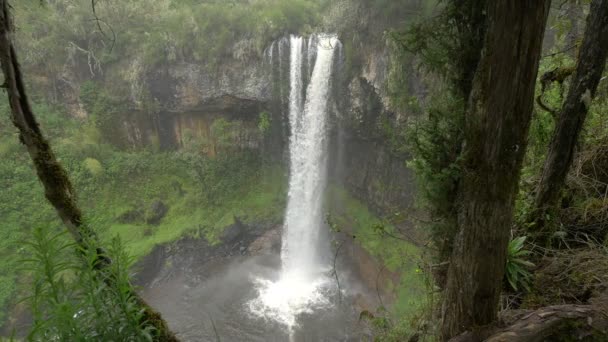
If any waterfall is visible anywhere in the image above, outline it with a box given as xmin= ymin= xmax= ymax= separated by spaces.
xmin=287 ymin=36 xmax=304 ymax=135
xmin=250 ymin=34 xmax=340 ymax=330
xmin=283 ymin=34 xmax=336 ymax=278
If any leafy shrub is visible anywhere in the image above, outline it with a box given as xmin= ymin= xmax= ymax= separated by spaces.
xmin=24 ymin=228 xmax=154 ymax=341
xmin=210 ymin=118 xmax=241 ymax=152
xmin=258 ymin=111 xmax=271 ymax=135
xmin=505 ymin=236 xmax=534 ymax=292
xmin=82 ymin=158 xmax=103 ymax=176
xmin=15 ymin=0 xmax=328 ymax=72
xmin=405 ymin=92 xmax=464 ymax=260
xmin=523 ymin=246 xmax=608 ymax=308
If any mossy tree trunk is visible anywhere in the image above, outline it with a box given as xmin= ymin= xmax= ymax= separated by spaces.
xmin=533 ymin=0 xmax=608 ymax=237
xmin=0 ymin=1 xmax=177 ymax=340
xmin=441 ymin=1 xmax=551 ymax=339
xmin=439 ymin=0 xmax=487 ymax=262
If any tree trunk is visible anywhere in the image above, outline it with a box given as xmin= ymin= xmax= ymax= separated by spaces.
xmin=0 ymin=1 xmax=177 ymax=340
xmin=533 ymin=0 xmax=608 ymax=236
xmin=441 ymin=1 xmax=551 ymax=340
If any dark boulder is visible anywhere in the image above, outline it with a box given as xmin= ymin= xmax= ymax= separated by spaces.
xmin=146 ymin=200 xmax=168 ymax=225
xmin=117 ymin=208 xmax=144 ymax=224
xmin=220 ymin=216 xmax=246 ymax=243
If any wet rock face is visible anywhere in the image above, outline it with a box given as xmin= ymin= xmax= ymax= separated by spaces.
xmin=147 ymin=60 xmax=272 ymax=113
xmin=146 ymin=200 xmax=168 ymax=225
xmin=134 ymin=221 xmax=280 ymax=288
xmin=329 ymin=75 xmax=414 ymax=214
xmin=220 ymin=217 xmax=246 ymax=244
xmin=248 ymin=227 xmax=281 ymax=256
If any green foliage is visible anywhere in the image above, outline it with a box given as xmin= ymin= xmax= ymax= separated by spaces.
xmin=210 ymin=118 xmax=241 ymax=152
xmin=386 ymin=46 xmax=414 ymax=113
xmin=327 ymin=186 xmax=426 ymax=312
xmin=328 ymin=186 xmax=432 ymax=340
xmin=79 ymin=81 xmax=98 ymax=115
xmin=15 ymin=0 xmax=328 ymax=71
xmin=505 ymin=236 xmax=534 ymax=292
xmin=0 ymin=100 xmax=65 ymax=327
xmin=24 ymin=228 xmax=154 ymax=341
xmin=0 ymin=275 xmax=16 ymax=325
xmin=393 ymin=0 xmax=485 ymax=96
xmin=515 ymin=31 xmax=608 ymax=234
xmin=0 ymin=96 xmax=287 ymax=328
xmin=405 ymin=92 xmax=464 ymax=259
xmin=258 ymin=111 xmax=271 ymax=135
xmin=79 ymin=81 xmax=123 ymax=142
xmin=389 ymin=1 xmax=486 ymax=263
xmin=82 ymin=158 xmax=103 ymax=176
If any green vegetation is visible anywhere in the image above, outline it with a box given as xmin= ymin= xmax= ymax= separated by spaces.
xmin=4 ymin=0 xmax=437 ymax=336
xmin=327 ymin=186 xmax=428 ymax=335
xmin=505 ymin=236 xmax=534 ymax=292
xmin=25 ymin=229 xmax=154 ymax=341
xmin=391 ymin=1 xmax=608 ymax=339
xmin=15 ymin=0 xmax=328 ymax=70
xmin=389 ymin=0 xmax=483 ymax=265
xmin=353 ymin=0 xmax=608 ymax=339
xmin=0 ymin=97 xmax=286 ymax=329
xmin=403 ymin=92 xmax=463 ymax=262
xmin=258 ymin=111 xmax=272 ymax=135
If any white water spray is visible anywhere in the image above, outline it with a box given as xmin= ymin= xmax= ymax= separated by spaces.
xmin=249 ymin=34 xmax=340 ymax=330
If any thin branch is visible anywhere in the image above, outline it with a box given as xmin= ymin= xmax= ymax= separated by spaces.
xmin=90 ymin=0 xmax=116 ymax=52
xmin=375 ymin=264 xmax=386 ymax=310
xmin=542 ymin=44 xmax=579 ymax=58
xmin=331 ymin=239 xmax=346 ymax=304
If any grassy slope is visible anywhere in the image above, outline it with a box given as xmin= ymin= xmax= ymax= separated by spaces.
xmin=99 ymin=165 xmax=286 ymax=258
xmin=327 ymin=186 xmax=426 ymax=320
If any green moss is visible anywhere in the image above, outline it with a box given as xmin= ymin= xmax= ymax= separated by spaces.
xmin=87 ymin=156 xmax=286 ymax=258
xmin=107 ymin=171 xmax=286 ymax=258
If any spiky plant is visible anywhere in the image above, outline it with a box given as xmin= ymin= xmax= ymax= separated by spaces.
xmin=23 ymin=228 xmax=154 ymax=341
xmin=505 ymin=236 xmax=535 ymax=292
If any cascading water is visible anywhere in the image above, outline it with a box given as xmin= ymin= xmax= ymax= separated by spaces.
xmin=250 ymin=34 xmax=341 ymax=330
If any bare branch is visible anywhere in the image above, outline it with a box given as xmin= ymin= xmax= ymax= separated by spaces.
xmin=90 ymin=0 xmax=116 ymax=52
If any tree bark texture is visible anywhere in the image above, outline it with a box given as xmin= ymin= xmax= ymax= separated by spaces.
xmin=0 ymin=1 xmax=177 ymax=340
xmin=533 ymin=0 xmax=608 ymax=235
xmin=441 ymin=1 xmax=551 ymax=339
